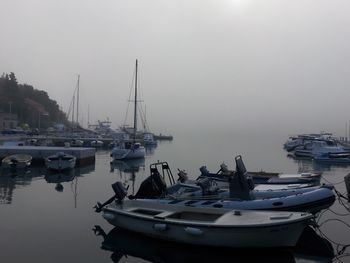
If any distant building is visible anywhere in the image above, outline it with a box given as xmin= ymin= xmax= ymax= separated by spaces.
xmin=0 ymin=112 xmax=18 ymax=130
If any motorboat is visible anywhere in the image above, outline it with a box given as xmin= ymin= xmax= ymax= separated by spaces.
xmin=96 ymin=157 xmax=335 ymax=214
xmin=45 ymin=152 xmax=76 ymax=171
xmin=91 ymin=140 xmax=103 ymax=147
xmin=1 ymin=154 xmax=32 ymax=169
xmin=97 ymin=193 xmax=313 ymax=248
xmin=283 ymin=133 xmax=332 ymax=152
xmin=111 ymin=60 xmax=145 ymax=160
xmin=143 ymin=132 xmax=157 ymax=146
xmin=197 ymin=162 xmax=321 ymax=186
xmin=111 ymin=141 xmax=146 ymax=160
xmin=94 ymin=225 xmax=334 ymax=263
xmin=284 ymin=135 xmax=315 ymax=152
xmin=143 ymin=159 xmax=326 ymax=200
xmin=294 ymin=139 xmax=350 ymax=161
xmin=69 ymin=139 xmax=84 ymax=147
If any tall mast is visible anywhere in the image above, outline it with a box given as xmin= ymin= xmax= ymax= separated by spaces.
xmin=87 ymin=104 xmax=90 ymax=128
xmin=133 ymin=59 xmax=138 ymax=143
xmin=72 ymin=93 xmax=75 ymax=129
xmin=76 ymin=74 xmax=80 ymax=128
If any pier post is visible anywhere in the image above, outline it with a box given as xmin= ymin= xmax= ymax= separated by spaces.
xmin=345 ymin=173 xmax=350 ymax=201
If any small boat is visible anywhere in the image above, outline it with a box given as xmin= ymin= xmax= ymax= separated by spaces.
xmin=90 ymin=140 xmax=103 ymax=147
xmin=1 ymin=154 xmax=32 ymax=169
xmin=148 ymin=159 xmax=325 ymax=200
xmin=197 ymin=162 xmax=321 ymax=186
xmin=111 ymin=141 xmax=146 ymax=160
xmin=143 ymin=132 xmax=157 ymax=146
xmin=70 ymin=139 xmax=84 ymax=147
xmin=45 ymin=152 xmax=76 ymax=171
xmin=97 ymin=196 xmax=313 ymax=248
xmin=294 ymin=139 xmax=350 ymax=159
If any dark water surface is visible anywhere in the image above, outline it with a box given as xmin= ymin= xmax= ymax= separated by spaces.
xmin=1 ymin=131 xmax=349 ymax=262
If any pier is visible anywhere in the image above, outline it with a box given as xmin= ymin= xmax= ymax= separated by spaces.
xmin=0 ymin=146 xmax=95 ymax=166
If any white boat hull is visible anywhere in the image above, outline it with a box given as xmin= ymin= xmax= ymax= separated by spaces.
xmin=102 ymin=200 xmax=311 ymax=248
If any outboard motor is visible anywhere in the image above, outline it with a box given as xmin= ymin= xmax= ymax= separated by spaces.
xmin=131 ymin=167 xmax=167 ymax=199
xmin=229 ymin=155 xmax=254 ymax=200
xmin=177 ymin=169 xmax=188 ymax=183
xmin=199 ymin=166 xmax=210 ymax=176
xmin=196 ymin=177 xmax=219 ymax=196
xmin=94 ymin=181 xmax=128 ymax=213
xmin=111 ymin=182 xmax=128 ymax=202
xmin=220 ymin=162 xmax=229 ymax=174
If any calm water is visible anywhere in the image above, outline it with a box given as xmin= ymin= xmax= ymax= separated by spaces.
xmin=1 ymin=131 xmax=349 ymax=263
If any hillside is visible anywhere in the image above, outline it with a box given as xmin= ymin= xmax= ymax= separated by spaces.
xmin=0 ymin=72 xmax=68 ymax=129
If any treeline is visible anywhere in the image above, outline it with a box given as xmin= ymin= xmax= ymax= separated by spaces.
xmin=0 ymin=72 xmax=68 ymax=129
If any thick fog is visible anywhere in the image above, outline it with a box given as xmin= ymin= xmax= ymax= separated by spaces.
xmin=1 ymin=0 xmax=350 ymax=136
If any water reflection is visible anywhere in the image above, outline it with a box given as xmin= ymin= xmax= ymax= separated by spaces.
xmin=93 ymin=226 xmax=334 ymax=263
xmin=0 ymin=164 xmax=95 ymax=204
xmin=145 ymin=144 xmax=157 ymax=156
xmin=287 ymin=154 xmax=350 ymax=173
xmin=110 ymin=159 xmax=145 ymax=195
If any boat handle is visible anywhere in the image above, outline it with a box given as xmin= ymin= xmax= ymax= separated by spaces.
xmin=184 ymin=227 xmax=203 ymax=236
xmin=153 ymin=223 xmax=168 ymax=231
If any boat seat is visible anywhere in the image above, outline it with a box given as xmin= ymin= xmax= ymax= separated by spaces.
xmin=153 ymin=211 xmax=176 ymax=219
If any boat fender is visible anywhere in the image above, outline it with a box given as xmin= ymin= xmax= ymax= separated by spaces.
xmin=102 ymin=212 xmax=115 ymax=220
xmin=153 ymin=223 xmax=168 ymax=232
xmin=184 ymin=227 xmax=203 ymax=236
xmin=322 ymin=184 xmax=334 ymax=190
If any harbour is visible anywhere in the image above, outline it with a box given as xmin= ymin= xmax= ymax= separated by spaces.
xmin=1 ymin=1 xmax=350 ymax=262
xmin=1 ymin=130 xmax=350 ymax=262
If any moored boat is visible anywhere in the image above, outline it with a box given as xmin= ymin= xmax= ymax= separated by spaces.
xmin=91 ymin=140 xmax=103 ymax=147
xmin=111 ymin=59 xmax=145 ymax=160
xmin=197 ymin=162 xmax=321 ymax=186
xmin=98 ymin=197 xmax=313 ymax=248
xmin=97 ymin=156 xmax=335 ymax=214
xmin=143 ymin=132 xmax=157 ymax=146
xmin=45 ymin=152 xmax=76 ymax=171
xmin=1 ymin=154 xmax=32 ymax=169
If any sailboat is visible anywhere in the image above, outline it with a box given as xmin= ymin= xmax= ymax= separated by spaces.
xmin=111 ymin=60 xmax=146 ymax=160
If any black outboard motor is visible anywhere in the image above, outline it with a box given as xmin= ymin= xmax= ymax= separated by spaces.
xmin=229 ymin=155 xmax=254 ymax=200
xmin=177 ymin=169 xmax=188 ymax=183
xmin=196 ymin=177 xmax=219 ymax=196
xmin=131 ymin=167 xmax=167 ymax=199
xmin=112 ymin=182 xmax=128 ymax=202
xmin=94 ymin=181 xmax=128 ymax=213
xmin=199 ymin=166 xmax=210 ymax=176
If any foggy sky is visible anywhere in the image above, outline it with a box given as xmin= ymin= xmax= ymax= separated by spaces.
xmin=1 ymin=0 xmax=350 ymax=136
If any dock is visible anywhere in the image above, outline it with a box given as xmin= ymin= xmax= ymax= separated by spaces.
xmin=0 ymin=146 xmax=96 ymax=166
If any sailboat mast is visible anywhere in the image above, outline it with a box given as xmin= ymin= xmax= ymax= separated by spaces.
xmin=76 ymin=74 xmax=80 ymax=128
xmin=133 ymin=59 xmax=138 ymax=143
